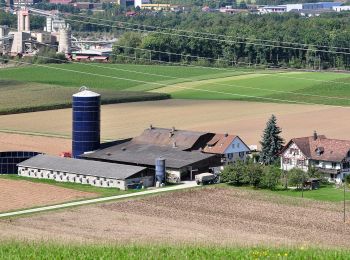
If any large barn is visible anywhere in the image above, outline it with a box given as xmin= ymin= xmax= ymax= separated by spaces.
xmin=82 ymin=126 xmax=250 ymax=182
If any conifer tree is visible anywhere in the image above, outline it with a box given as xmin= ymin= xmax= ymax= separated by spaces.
xmin=259 ymin=114 xmax=284 ymax=165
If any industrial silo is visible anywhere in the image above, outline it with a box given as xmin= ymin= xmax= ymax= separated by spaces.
xmin=155 ymin=157 xmax=166 ymax=183
xmin=72 ymin=87 xmax=101 ymax=158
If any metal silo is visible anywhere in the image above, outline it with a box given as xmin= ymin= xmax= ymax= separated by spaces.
xmin=72 ymin=87 xmax=101 ymax=158
xmin=155 ymin=157 xmax=166 ymax=183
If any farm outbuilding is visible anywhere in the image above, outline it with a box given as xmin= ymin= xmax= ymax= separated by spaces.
xmin=17 ymin=154 xmax=152 ymax=190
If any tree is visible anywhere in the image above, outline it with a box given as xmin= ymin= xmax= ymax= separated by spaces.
xmin=220 ymin=161 xmax=247 ymax=186
xmin=244 ymin=162 xmax=264 ymax=188
xmin=259 ymin=114 xmax=284 ymax=165
xmin=261 ymin=165 xmax=281 ymax=190
xmin=288 ymin=168 xmax=308 ymax=189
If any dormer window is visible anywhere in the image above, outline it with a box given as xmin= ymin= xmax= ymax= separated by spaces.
xmin=315 ymin=147 xmax=324 ymax=156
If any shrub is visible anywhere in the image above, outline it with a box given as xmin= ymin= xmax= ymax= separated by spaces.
xmin=261 ymin=165 xmax=281 ymax=190
xmin=220 ymin=161 xmax=247 ymax=186
xmin=244 ymin=163 xmax=264 ymax=188
xmin=288 ymin=168 xmax=309 ymax=189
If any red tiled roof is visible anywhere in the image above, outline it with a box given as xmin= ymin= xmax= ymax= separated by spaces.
xmin=203 ymin=134 xmax=237 ymax=154
xmin=283 ymin=135 xmax=350 ymax=162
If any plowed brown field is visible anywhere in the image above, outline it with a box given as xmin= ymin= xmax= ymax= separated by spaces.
xmin=0 ymin=179 xmax=96 ymax=212
xmin=0 ymin=100 xmax=349 ymax=151
xmin=1 ymin=187 xmax=349 ymax=248
xmin=0 ymin=133 xmax=70 ymax=155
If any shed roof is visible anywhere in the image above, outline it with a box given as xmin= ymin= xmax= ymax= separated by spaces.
xmin=82 ymin=141 xmax=217 ymax=169
xmin=18 ymin=154 xmax=146 ymax=180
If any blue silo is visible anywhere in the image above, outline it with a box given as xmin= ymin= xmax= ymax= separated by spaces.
xmin=72 ymin=87 xmax=101 ymax=158
xmin=155 ymin=157 xmax=166 ymax=183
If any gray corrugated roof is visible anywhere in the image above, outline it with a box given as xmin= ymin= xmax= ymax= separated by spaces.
xmin=17 ymin=154 xmax=146 ymax=180
xmin=82 ymin=141 xmax=217 ymax=168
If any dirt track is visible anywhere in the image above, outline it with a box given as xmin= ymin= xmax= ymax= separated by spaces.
xmin=0 ymin=100 xmax=350 ymax=151
xmin=0 ymin=179 xmax=96 ymax=212
xmin=1 ymin=187 xmax=349 ymax=248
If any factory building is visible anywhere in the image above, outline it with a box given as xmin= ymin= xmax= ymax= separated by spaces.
xmin=18 ymin=154 xmax=153 ymax=190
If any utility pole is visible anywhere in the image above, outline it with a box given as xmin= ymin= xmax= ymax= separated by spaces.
xmin=343 ymin=178 xmax=346 ymax=223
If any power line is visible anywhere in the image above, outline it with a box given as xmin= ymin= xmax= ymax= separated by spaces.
xmin=2 ymin=56 xmax=347 ymax=108
xmin=62 ymin=16 xmax=350 ymax=56
xmin=112 ymin=44 xmax=350 ymax=85
xmin=64 ymin=12 xmax=350 ymax=51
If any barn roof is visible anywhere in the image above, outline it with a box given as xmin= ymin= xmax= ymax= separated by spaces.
xmin=82 ymin=140 xmax=218 ymax=169
xmin=132 ymin=127 xmax=211 ymax=150
xmin=18 ymin=154 xmax=146 ymax=180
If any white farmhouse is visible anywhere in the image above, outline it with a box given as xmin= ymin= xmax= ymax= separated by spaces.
xmin=280 ymin=132 xmax=350 ymax=183
xmin=203 ymin=134 xmax=251 ymax=165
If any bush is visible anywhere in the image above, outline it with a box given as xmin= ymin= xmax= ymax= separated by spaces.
xmin=261 ymin=166 xmax=281 ymax=190
xmin=244 ymin=163 xmax=264 ymax=188
xmin=345 ymin=174 xmax=350 ymax=185
xmin=220 ymin=161 xmax=247 ymax=186
xmin=288 ymin=168 xmax=309 ymax=189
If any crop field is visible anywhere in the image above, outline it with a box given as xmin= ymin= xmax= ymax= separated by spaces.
xmin=1 ymin=243 xmax=349 ymax=259
xmin=1 ymin=64 xmax=350 ymax=107
xmin=1 ymin=186 xmax=350 ymax=248
xmin=0 ymin=178 xmax=96 ymax=213
xmin=1 ymin=100 xmax=350 ymax=150
xmin=0 ymin=80 xmax=169 ymax=115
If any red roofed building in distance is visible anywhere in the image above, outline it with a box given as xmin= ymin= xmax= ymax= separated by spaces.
xmin=280 ymin=131 xmax=350 ymax=183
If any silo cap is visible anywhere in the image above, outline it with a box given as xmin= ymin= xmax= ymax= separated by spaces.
xmin=73 ymin=90 xmax=100 ymax=97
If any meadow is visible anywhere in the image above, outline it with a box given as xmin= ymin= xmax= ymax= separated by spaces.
xmin=0 ymin=80 xmax=169 ymax=115
xmin=1 ymin=63 xmax=350 ymax=108
xmin=0 ymin=242 xmax=349 ymax=259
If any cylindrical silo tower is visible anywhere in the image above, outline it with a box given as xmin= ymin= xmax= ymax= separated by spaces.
xmin=58 ymin=25 xmax=71 ymax=54
xmin=155 ymin=157 xmax=166 ymax=183
xmin=72 ymin=87 xmax=101 ymax=158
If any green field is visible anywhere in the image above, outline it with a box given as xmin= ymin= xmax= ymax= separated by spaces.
xmin=1 ymin=63 xmax=350 ymax=109
xmin=0 ymin=80 xmax=169 ymax=115
xmin=0 ymin=242 xmax=348 ymax=259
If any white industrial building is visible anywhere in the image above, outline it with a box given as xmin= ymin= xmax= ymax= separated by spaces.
xmin=18 ymin=154 xmax=154 ymax=190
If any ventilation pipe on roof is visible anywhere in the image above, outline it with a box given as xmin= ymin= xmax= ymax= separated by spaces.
xmin=313 ymin=130 xmax=318 ymax=140
xmin=224 ymin=133 xmax=228 ymax=137
xmin=173 ymin=141 xmax=177 ymax=148
xmin=172 ymin=126 xmax=176 ymax=132
xmin=149 ymin=124 xmax=153 ymax=130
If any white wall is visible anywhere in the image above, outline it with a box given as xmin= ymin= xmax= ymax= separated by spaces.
xmin=223 ymin=137 xmax=250 ymax=163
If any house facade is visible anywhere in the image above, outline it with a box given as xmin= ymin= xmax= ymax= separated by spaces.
xmin=280 ymin=132 xmax=350 ymax=183
xmin=203 ymin=134 xmax=251 ymax=166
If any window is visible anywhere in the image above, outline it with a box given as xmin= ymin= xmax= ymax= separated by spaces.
xmin=237 ymin=143 xmax=240 ymax=148
xmin=239 ymin=152 xmax=245 ymax=158
xmin=297 ymin=160 xmax=304 ymax=166
xmin=232 ymin=144 xmax=235 ymax=149
xmin=283 ymin=158 xmax=291 ymax=164
xmin=227 ymin=153 xmax=233 ymax=159
xmin=332 ymin=162 xmax=337 ymax=169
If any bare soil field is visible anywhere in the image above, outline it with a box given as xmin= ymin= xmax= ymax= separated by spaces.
xmin=0 ymin=100 xmax=349 ymax=148
xmin=0 ymin=133 xmax=70 ymax=155
xmin=1 ymin=187 xmax=349 ymax=248
xmin=0 ymin=179 xmax=96 ymax=212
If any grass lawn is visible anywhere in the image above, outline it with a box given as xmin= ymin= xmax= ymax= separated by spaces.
xmin=0 ymin=63 xmax=243 ymax=90
xmin=0 ymin=242 xmax=349 ymax=259
xmin=155 ymin=71 xmax=350 ymax=105
xmin=224 ymin=184 xmax=350 ymax=202
xmin=0 ymin=80 xmax=169 ymax=115
xmin=0 ymin=174 xmax=138 ymax=197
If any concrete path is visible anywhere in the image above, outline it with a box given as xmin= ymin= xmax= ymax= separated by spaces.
xmin=0 ymin=181 xmax=198 ymax=218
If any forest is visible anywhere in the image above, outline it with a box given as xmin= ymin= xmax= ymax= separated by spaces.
xmin=1 ymin=7 xmax=350 ymax=70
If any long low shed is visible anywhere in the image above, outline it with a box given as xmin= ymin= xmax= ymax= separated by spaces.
xmin=17 ymin=154 xmax=152 ymax=190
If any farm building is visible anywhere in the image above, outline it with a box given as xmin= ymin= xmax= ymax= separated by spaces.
xmin=0 ymin=151 xmax=41 ymax=174
xmin=18 ymin=154 xmax=152 ymax=190
xmin=81 ymin=126 xmax=250 ymax=182
xmin=280 ymin=131 xmax=350 ymax=183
